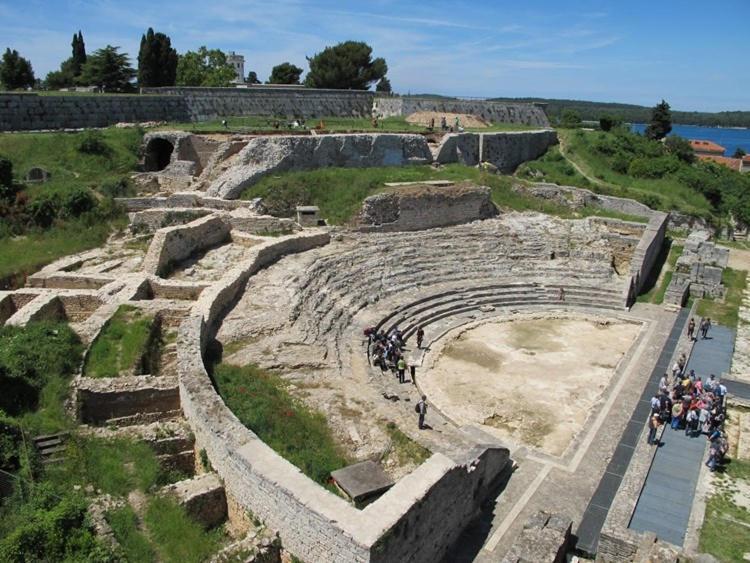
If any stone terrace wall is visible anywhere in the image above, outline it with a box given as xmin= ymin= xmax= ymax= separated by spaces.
xmin=142 ymin=215 xmax=231 ymax=277
xmin=625 ymin=211 xmax=669 ymax=304
xmin=0 ymin=93 xmax=189 ymax=131
xmin=435 ymin=130 xmax=558 ymax=173
xmin=358 ymin=184 xmax=498 ymax=232
xmin=142 ymin=86 xmax=374 ymax=120
xmin=374 ymin=96 xmax=550 ymax=127
xmin=177 ymin=230 xmax=510 ymax=562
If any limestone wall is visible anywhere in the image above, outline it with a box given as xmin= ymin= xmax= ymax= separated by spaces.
xmin=206 ymin=133 xmax=433 ymax=199
xmin=176 ymin=230 xmax=510 ymax=562
xmin=358 ymin=184 xmax=498 ymax=231
xmin=78 ymin=375 xmax=180 ymax=425
xmin=0 ymin=93 xmax=189 ymax=131
xmin=374 ymin=96 xmax=550 ymax=127
xmin=142 ymin=215 xmax=231 ymax=277
xmin=625 ymin=212 xmax=669 ymax=304
xmin=436 ymin=131 xmax=558 ymax=173
xmin=141 ymin=86 xmax=374 ymax=120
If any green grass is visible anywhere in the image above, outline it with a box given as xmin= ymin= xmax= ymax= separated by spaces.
xmin=106 ymin=505 xmax=156 ymax=562
xmin=45 ymin=436 xmax=181 ymax=497
xmin=554 ymin=129 xmax=714 ymax=218
xmin=83 ymin=305 xmax=156 ymax=378
xmin=212 ymin=363 xmax=349 ymax=484
xmin=384 ymin=422 xmax=431 ymax=465
xmin=696 ymin=268 xmax=747 ymax=328
xmin=516 ymin=145 xmax=593 ymax=188
xmin=240 ymin=164 xmax=648 ymax=226
xmin=699 ymin=459 xmax=750 ymax=561
xmin=144 ymin=496 xmax=223 ymax=563
xmin=637 ymin=243 xmax=684 ymax=304
xmin=0 ymin=220 xmax=117 ymax=285
xmin=159 ymin=115 xmax=538 ymax=134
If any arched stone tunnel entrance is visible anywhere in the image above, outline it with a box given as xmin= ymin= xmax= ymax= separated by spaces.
xmin=144 ymin=138 xmax=174 ymax=172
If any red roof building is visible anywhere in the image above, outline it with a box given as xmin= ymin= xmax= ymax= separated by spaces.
xmin=697 ymin=154 xmax=742 ymax=171
xmin=689 ymin=139 xmax=726 ymax=156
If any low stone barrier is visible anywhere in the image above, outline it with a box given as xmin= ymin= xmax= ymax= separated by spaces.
xmin=78 ymin=375 xmax=180 ymax=425
xmin=177 ymin=230 xmax=511 ymax=562
xmin=623 ymin=212 xmax=669 ymax=306
xmin=142 ymin=215 xmax=231 ymax=277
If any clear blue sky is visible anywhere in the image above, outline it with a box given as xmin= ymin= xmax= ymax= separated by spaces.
xmin=1 ymin=0 xmax=746 ymax=111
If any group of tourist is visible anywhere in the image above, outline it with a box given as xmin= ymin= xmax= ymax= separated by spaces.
xmin=365 ymin=325 xmax=429 ymax=428
xmin=646 ymin=320 xmax=730 ymax=472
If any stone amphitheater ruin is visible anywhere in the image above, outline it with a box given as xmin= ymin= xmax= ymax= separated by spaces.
xmin=5 ymin=99 xmax=743 ymax=562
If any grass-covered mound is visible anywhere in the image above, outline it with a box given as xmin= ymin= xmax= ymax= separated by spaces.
xmin=84 ymin=305 xmax=157 ymax=378
xmin=520 ymin=128 xmax=750 ymax=224
xmin=212 ymin=363 xmax=349 ymax=485
xmin=0 ymin=128 xmax=142 ymax=285
xmin=241 ymin=164 xmax=646 ymax=225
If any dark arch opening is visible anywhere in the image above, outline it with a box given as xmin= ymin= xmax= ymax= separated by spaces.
xmin=144 ymin=138 xmax=174 ymax=172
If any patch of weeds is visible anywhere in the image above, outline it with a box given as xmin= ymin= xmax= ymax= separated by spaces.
xmin=106 ymin=505 xmax=156 ymax=561
xmin=384 ymin=421 xmax=431 ymax=466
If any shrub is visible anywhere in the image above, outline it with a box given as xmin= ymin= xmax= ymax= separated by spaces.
xmin=642 ymin=193 xmax=663 ymax=210
xmin=628 ymin=156 xmax=680 ymax=179
xmin=0 ymin=322 xmax=82 ymax=416
xmin=0 ymin=412 xmax=23 ymax=471
xmin=27 ymin=194 xmax=60 ymax=228
xmin=664 ymin=135 xmax=695 ymax=164
xmin=0 ymin=156 xmax=12 ymax=187
xmin=77 ymin=130 xmax=110 ymax=156
xmin=61 ymin=187 xmax=96 ymax=218
xmin=611 ymin=155 xmax=630 ymax=174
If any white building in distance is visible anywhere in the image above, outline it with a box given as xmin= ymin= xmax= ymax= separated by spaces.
xmin=227 ymin=51 xmax=245 ymax=84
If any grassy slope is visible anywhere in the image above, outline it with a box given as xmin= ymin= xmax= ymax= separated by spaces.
xmin=212 ymin=363 xmax=349 ymax=485
xmin=558 ymin=129 xmax=711 ymax=217
xmin=83 ymin=305 xmax=155 ymax=378
xmin=241 ymin=164 xmax=647 ymax=226
xmin=0 ymin=128 xmax=141 ymax=282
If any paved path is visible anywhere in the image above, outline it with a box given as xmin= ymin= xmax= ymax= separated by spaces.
xmin=574 ymin=307 xmax=689 ymax=555
xmin=628 ymin=325 xmax=735 ymax=546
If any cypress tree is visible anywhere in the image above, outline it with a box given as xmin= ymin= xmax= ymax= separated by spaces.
xmin=645 ymin=100 xmax=672 ymax=140
xmin=71 ymin=31 xmax=86 ymax=76
xmin=138 ymin=28 xmax=178 ymax=87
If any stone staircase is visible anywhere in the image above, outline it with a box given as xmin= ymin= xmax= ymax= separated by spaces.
xmin=33 ymin=432 xmax=70 ymax=466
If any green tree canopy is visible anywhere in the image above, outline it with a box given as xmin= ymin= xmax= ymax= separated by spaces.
xmin=137 ymin=28 xmax=178 ymax=87
xmin=645 ymin=99 xmax=672 ymax=140
xmin=175 ymin=47 xmax=236 ymax=87
xmin=375 ymin=76 xmax=392 ymax=93
xmin=78 ymin=45 xmax=135 ymax=92
xmin=733 ymin=147 xmax=747 ymax=159
xmin=304 ymin=41 xmax=387 ymax=90
xmin=246 ymin=71 xmax=261 ymax=84
xmin=664 ymin=135 xmax=695 ymax=164
xmin=0 ymin=49 xmax=35 ymax=90
xmin=560 ymin=109 xmax=582 ymax=128
xmin=268 ymin=62 xmax=303 ymax=84
xmin=599 ymin=114 xmax=622 ymax=132
xmin=71 ymin=31 xmax=87 ymax=76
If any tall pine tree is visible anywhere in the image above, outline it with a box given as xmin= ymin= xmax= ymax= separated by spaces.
xmin=137 ymin=28 xmax=178 ymax=87
xmin=645 ymin=100 xmax=672 ymax=140
xmin=71 ymin=31 xmax=86 ymax=77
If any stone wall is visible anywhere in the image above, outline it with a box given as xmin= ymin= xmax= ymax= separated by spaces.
xmin=176 ymin=230 xmax=510 ymax=562
xmin=374 ymin=96 xmax=550 ymax=127
xmin=77 ymin=375 xmax=180 ymax=425
xmin=0 ymin=93 xmax=189 ymax=131
xmin=519 ymin=183 xmax=656 ymax=219
xmin=625 ymin=212 xmax=669 ymax=305
xmin=435 ymin=131 xmax=558 ymax=172
xmin=142 ymin=215 xmax=231 ymax=277
xmin=142 ymin=86 xmax=374 ymax=120
xmin=206 ymin=134 xmax=433 ymax=199
xmin=358 ymin=184 xmax=498 ymax=231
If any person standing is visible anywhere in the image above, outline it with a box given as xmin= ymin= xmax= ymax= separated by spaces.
xmin=687 ymin=318 xmax=696 ymax=340
xmin=416 ymin=395 xmax=428 ymax=429
xmin=397 ymin=357 xmax=406 ymax=384
xmin=409 ymin=364 xmax=416 ymax=385
xmin=416 ymin=326 xmax=425 ymax=349
xmin=647 ymin=413 xmax=661 ymax=445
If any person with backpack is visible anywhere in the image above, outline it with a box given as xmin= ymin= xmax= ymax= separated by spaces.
xmin=416 ymin=395 xmax=428 ymax=429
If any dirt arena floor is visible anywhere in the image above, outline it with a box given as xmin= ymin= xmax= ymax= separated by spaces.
xmin=420 ymin=314 xmax=641 ymax=456
xmin=405 ymin=111 xmax=490 ymax=128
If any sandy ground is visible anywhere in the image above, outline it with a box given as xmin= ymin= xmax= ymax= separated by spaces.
xmin=405 ymin=111 xmax=490 ymax=128
xmin=421 ymin=315 xmax=641 ymax=456
xmin=724 ymin=246 xmax=750 ymax=272
xmin=169 ymin=242 xmax=258 ymax=281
